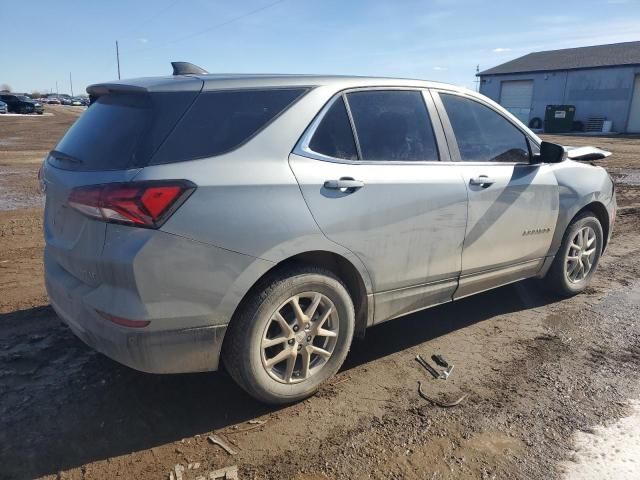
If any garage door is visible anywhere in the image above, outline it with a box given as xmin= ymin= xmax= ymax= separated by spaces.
xmin=499 ymin=80 xmax=533 ymax=125
xmin=628 ymin=75 xmax=640 ymax=133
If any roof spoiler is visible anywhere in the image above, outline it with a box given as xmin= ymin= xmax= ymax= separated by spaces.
xmin=171 ymin=61 xmax=208 ymax=76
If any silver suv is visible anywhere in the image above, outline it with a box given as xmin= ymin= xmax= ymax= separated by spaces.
xmin=43 ymin=63 xmax=616 ymax=404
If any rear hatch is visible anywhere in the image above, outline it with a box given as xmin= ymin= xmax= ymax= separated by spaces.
xmin=43 ymin=78 xmax=203 ymax=285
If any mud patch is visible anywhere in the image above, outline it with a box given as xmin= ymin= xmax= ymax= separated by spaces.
xmin=0 ymin=166 xmax=43 ymax=211
xmin=611 ymin=169 xmax=640 ymax=186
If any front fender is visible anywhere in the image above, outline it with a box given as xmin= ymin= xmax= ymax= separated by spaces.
xmin=544 ymin=160 xmax=615 ymax=261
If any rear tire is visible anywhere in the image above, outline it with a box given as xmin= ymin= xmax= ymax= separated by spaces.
xmin=544 ymin=212 xmax=603 ymax=297
xmin=222 ymin=266 xmax=355 ymax=405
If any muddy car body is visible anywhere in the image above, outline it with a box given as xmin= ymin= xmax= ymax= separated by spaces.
xmin=43 ymin=65 xmax=616 ymax=404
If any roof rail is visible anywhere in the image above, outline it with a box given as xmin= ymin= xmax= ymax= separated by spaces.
xmin=171 ymin=62 xmax=209 ymax=76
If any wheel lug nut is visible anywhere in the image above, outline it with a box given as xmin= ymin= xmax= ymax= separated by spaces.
xmin=293 ymin=325 xmax=299 ymax=332
xmin=307 ymin=336 xmax=312 ymax=342
xmin=297 ymin=344 xmax=302 ymax=350
xmin=288 ymin=339 xmax=294 ymax=345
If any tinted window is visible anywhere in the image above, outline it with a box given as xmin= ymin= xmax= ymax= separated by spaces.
xmin=346 ymin=90 xmax=439 ymax=161
xmin=441 ymin=94 xmax=530 ymax=163
xmin=309 ymin=96 xmax=358 ymax=160
xmin=51 ymin=92 xmax=198 ymax=171
xmin=152 ymin=88 xmax=307 ymax=164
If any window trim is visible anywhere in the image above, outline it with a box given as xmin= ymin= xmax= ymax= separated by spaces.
xmin=431 ymin=89 xmax=540 ymax=166
xmin=293 ymin=86 xmax=449 ymax=165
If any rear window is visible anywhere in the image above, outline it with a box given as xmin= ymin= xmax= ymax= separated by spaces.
xmin=50 ymin=88 xmax=307 ymax=171
xmin=51 ymin=92 xmax=198 ymax=171
xmin=151 ymin=88 xmax=308 ymax=165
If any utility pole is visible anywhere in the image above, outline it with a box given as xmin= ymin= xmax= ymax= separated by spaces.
xmin=474 ymin=64 xmax=480 ymax=92
xmin=55 ymin=80 xmax=58 ymax=95
xmin=115 ymin=40 xmax=121 ymax=80
xmin=69 ymin=72 xmax=74 ymax=97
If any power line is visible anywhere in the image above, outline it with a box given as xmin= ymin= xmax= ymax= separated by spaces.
xmin=126 ymin=0 xmax=289 ymax=54
xmin=144 ymin=0 xmax=182 ymax=24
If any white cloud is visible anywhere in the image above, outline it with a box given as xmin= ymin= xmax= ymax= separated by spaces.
xmin=492 ymin=47 xmax=512 ymax=53
xmin=433 ymin=66 xmax=448 ymax=71
xmin=137 ymin=38 xmax=149 ymax=44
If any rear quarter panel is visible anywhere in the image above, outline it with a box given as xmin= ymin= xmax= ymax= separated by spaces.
xmin=133 ymin=85 xmax=374 ymax=306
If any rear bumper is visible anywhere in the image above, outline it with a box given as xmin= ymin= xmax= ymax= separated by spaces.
xmin=45 ymin=252 xmax=227 ymax=374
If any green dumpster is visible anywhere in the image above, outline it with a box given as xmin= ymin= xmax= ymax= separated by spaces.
xmin=544 ymin=105 xmax=576 ymax=133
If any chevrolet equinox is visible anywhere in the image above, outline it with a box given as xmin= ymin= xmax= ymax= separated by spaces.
xmin=43 ymin=62 xmax=616 ymax=404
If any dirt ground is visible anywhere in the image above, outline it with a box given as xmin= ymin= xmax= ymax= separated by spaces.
xmin=1 ymin=108 xmax=639 ymax=480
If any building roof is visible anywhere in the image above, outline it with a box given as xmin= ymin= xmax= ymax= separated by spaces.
xmin=478 ymin=41 xmax=640 ymax=76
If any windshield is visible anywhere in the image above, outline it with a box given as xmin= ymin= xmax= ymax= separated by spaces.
xmin=17 ymin=96 xmax=32 ymax=102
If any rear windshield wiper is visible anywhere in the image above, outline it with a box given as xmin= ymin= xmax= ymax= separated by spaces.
xmin=49 ymin=150 xmax=83 ymax=165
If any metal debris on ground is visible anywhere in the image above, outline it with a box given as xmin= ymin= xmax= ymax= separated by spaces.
xmin=440 ymin=364 xmax=455 ymax=380
xmin=431 ymin=354 xmax=449 ymax=368
xmin=415 ymin=354 xmax=441 ymax=379
xmin=248 ymin=419 xmax=266 ymax=425
xmin=208 ymin=434 xmax=238 ymax=455
xmin=417 ymin=381 xmax=468 ymax=408
xmin=207 ymin=465 xmax=239 ymax=479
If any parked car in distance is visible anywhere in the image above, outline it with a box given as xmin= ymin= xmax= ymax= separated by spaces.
xmin=46 ymin=97 xmax=61 ymax=105
xmin=0 ymin=100 xmax=7 ymax=114
xmin=0 ymin=94 xmax=44 ymax=114
xmin=42 ymin=63 xmax=616 ymax=405
xmin=60 ymin=97 xmax=72 ymax=106
xmin=71 ymin=98 xmax=83 ymax=106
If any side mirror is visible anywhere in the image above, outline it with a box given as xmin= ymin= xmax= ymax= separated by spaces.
xmin=532 ymin=141 xmax=566 ymax=164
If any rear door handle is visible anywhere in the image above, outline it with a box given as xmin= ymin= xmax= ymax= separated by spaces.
xmin=324 ymin=177 xmax=365 ymax=191
xmin=469 ymin=175 xmax=495 ymax=187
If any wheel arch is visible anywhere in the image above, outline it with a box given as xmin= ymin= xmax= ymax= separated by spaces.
xmin=539 ymin=199 xmax=611 ymax=279
xmin=575 ymin=201 xmax=610 ymax=250
xmin=229 ymin=250 xmax=373 ymax=341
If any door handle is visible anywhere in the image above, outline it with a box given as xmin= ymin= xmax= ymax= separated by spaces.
xmin=323 ymin=177 xmax=365 ymax=191
xmin=469 ymin=175 xmax=495 ymax=187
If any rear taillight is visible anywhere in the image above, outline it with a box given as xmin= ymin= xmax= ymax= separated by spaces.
xmin=68 ymin=180 xmax=195 ymax=228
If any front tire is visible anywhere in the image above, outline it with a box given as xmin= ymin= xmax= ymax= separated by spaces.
xmin=545 ymin=212 xmax=603 ymax=297
xmin=222 ymin=266 xmax=355 ymax=405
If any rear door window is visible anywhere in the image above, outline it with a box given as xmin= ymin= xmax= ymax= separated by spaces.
xmin=440 ymin=93 xmax=530 ymax=163
xmin=152 ymin=88 xmax=307 ymax=164
xmin=346 ymin=90 xmax=439 ymax=161
xmin=308 ymin=96 xmax=358 ymax=160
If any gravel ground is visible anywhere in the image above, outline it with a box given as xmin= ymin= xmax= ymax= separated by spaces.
xmin=0 ymin=110 xmax=639 ymax=480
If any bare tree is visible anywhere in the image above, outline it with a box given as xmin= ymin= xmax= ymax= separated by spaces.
xmin=0 ymin=83 xmax=11 ymax=92
xmin=31 ymin=90 xmax=43 ymax=98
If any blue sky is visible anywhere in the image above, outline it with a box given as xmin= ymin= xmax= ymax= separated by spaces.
xmin=1 ymin=0 xmax=639 ymax=95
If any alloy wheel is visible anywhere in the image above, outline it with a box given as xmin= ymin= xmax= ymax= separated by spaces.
xmin=565 ymin=226 xmax=597 ymax=283
xmin=260 ymin=292 xmax=339 ymax=384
